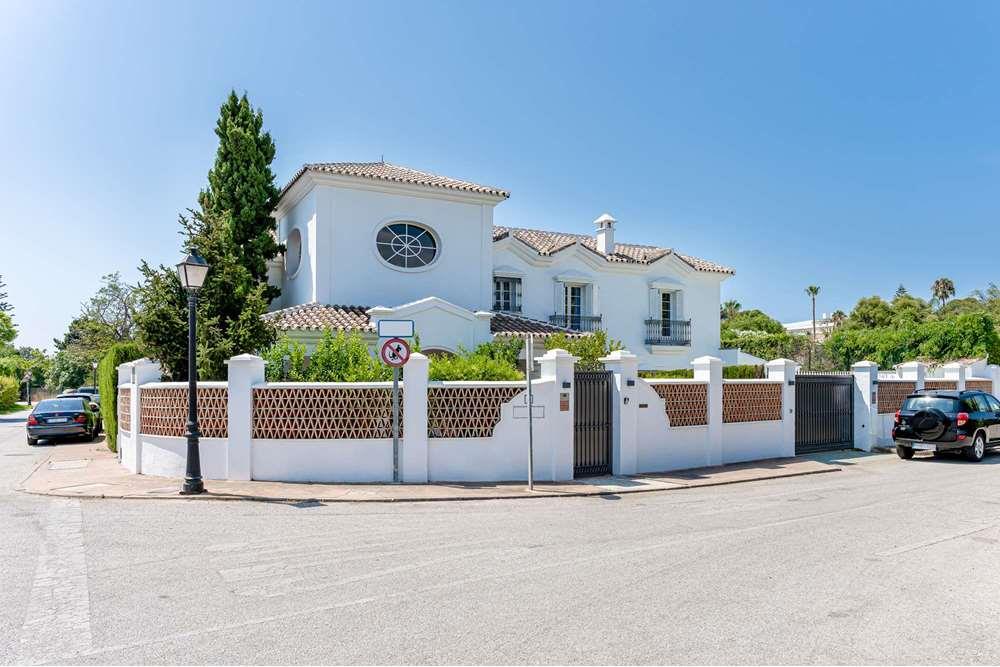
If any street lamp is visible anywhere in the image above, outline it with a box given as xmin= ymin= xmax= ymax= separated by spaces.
xmin=91 ymin=361 xmax=98 ymax=391
xmin=176 ymin=252 xmax=210 ymax=495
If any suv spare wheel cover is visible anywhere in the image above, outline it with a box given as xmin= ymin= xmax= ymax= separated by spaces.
xmin=912 ymin=408 xmax=947 ymax=440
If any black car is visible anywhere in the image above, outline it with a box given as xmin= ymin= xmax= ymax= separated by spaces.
xmin=56 ymin=393 xmax=103 ymax=435
xmin=892 ymin=389 xmax=1000 ymax=462
xmin=26 ymin=397 xmax=101 ymax=446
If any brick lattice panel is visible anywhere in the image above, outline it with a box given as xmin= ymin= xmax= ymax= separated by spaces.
xmin=427 ymin=386 xmax=523 ymax=438
xmin=139 ymin=386 xmax=229 ymax=438
xmin=722 ymin=382 xmax=783 ymax=423
xmin=924 ymin=379 xmax=957 ymax=390
xmin=651 ymin=383 xmax=708 ymax=427
xmin=878 ymin=381 xmax=916 ymax=414
xmin=252 ymin=387 xmax=399 ymax=439
xmin=117 ymin=387 xmax=131 ymax=433
xmin=966 ymin=380 xmax=993 ymax=392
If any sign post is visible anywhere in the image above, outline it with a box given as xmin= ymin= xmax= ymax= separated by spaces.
xmin=379 ymin=336 xmax=411 ymax=483
xmin=525 ymin=336 xmax=535 ymax=491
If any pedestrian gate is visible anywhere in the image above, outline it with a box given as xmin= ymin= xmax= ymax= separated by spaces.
xmin=574 ymin=370 xmax=613 ymax=476
xmin=795 ymin=373 xmax=854 ymax=454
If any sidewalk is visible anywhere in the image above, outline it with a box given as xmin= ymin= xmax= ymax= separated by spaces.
xmin=17 ymin=439 xmax=841 ymax=503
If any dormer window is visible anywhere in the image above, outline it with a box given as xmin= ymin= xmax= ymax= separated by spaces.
xmin=376 ymin=222 xmax=439 ymax=270
xmin=493 ymin=276 xmax=522 ymax=313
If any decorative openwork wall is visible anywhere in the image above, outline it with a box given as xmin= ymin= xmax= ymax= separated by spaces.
xmin=878 ymin=381 xmax=916 ymax=414
xmin=967 ymin=380 xmax=993 ymax=392
xmin=427 ymin=385 xmax=522 ymax=438
xmin=252 ymin=386 xmax=398 ymax=439
xmin=723 ymin=382 xmax=782 ymax=423
xmin=139 ymin=386 xmax=229 ymax=438
xmin=118 ymin=387 xmax=131 ymax=433
xmin=650 ymin=382 xmax=709 ymax=427
xmin=924 ymin=379 xmax=957 ymax=390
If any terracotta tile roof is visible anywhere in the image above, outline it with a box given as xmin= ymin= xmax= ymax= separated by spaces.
xmin=263 ymin=304 xmax=374 ymax=332
xmin=489 ymin=312 xmax=588 ymax=338
xmin=493 ymin=226 xmax=733 ymax=274
xmin=282 ymin=162 xmax=509 ymax=199
xmin=265 ymin=304 xmax=588 ymax=339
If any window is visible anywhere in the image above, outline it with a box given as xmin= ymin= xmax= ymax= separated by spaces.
xmin=375 ymin=222 xmax=438 ymax=269
xmin=285 ymin=228 xmax=302 ymax=277
xmin=660 ymin=292 xmax=672 ymax=336
xmin=564 ymin=284 xmax=583 ymax=329
xmin=902 ymin=396 xmax=960 ymax=412
xmin=986 ymin=395 xmax=1000 ymax=412
xmin=493 ymin=277 xmax=522 ymax=312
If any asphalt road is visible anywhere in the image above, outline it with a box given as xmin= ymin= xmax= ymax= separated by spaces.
xmin=2 ymin=408 xmax=1000 ymax=665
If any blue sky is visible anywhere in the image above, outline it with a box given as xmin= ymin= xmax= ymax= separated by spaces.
xmin=2 ymin=0 xmax=997 ymax=350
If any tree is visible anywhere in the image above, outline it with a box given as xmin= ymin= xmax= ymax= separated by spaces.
xmin=846 ymin=296 xmax=894 ymax=329
xmin=136 ymin=91 xmax=282 ymax=380
xmin=720 ymin=300 xmax=741 ymax=321
xmin=931 ymin=277 xmax=955 ymax=308
xmin=830 ymin=310 xmax=847 ymax=327
xmin=544 ymin=330 xmax=623 ymax=371
xmin=0 ymin=274 xmax=11 ymax=313
xmin=721 ymin=309 xmax=785 ymax=334
xmin=894 ymin=284 xmax=908 ymax=299
xmin=81 ymin=272 xmax=138 ymax=342
xmin=890 ymin=293 xmax=932 ymax=325
xmin=804 ymin=285 xmax=821 ymax=371
xmin=0 ymin=312 xmax=15 ymax=348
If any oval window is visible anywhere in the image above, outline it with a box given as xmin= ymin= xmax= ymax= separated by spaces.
xmin=376 ymin=222 xmax=438 ymax=269
xmin=285 ymin=228 xmax=302 ymax=277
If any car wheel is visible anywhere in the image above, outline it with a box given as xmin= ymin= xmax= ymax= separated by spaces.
xmin=965 ymin=433 xmax=986 ymax=462
xmin=27 ymin=435 xmax=38 ymax=446
xmin=896 ymin=445 xmax=914 ymax=459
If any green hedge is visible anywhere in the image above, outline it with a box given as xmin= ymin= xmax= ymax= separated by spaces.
xmin=639 ymin=364 xmax=765 ymax=380
xmin=0 ymin=375 xmax=19 ymax=409
xmin=99 ymin=342 xmax=145 ymax=453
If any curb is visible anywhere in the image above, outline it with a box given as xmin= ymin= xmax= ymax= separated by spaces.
xmin=17 ymin=466 xmax=840 ymax=504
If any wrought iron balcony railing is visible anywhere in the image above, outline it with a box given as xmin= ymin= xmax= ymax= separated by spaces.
xmin=492 ymin=303 xmax=522 ymax=314
xmin=549 ymin=314 xmax=603 ymax=332
xmin=644 ymin=319 xmax=692 ymax=346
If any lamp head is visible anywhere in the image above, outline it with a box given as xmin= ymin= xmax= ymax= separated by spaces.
xmin=176 ymin=252 xmax=210 ymax=291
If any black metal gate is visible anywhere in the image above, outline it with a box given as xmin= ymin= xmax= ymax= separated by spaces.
xmin=795 ymin=373 xmax=854 ymax=454
xmin=574 ymin=370 xmax=613 ymax=476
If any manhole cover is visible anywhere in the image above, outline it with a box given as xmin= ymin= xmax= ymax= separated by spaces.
xmin=48 ymin=459 xmax=90 ymax=470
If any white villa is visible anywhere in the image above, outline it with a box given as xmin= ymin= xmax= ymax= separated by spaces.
xmin=263 ymin=161 xmax=735 ymax=370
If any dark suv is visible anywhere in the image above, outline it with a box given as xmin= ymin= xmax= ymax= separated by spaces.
xmin=893 ymin=389 xmax=1000 ymax=462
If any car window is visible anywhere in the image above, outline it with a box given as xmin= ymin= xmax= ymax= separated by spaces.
xmin=964 ymin=394 xmax=991 ymax=412
xmin=34 ymin=398 xmax=85 ymax=412
xmin=986 ymin=395 xmax=1000 ymax=412
xmin=902 ymin=396 xmax=960 ymax=412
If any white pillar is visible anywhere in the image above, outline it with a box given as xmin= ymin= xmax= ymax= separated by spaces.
xmin=693 ymin=355 xmax=723 ymax=467
xmin=117 ymin=362 xmax=137 ymax=471
xmin=851 ymin=361 xmax=878 ymax=452
xmin=129 ymin=358 xmax=162 ymax=474
xmin=601 ymin=350 xmax=639 ymax=476
xmin=401 ymin=352 xmax=429 ymax=483
xmin=898 ymin=361 xmax=926 ymax=390
xmin=988 ymin=365 xmax=1000 ymax=395
xmin=765 ymin=358 xmax=800 ymax=458
xmin=226 ymin=354 xmax=265 ymax=481
xmin=943 ymin=362 xmax=966 ymax=390
xmin=537 ymin=348 xmax=578 ymax=481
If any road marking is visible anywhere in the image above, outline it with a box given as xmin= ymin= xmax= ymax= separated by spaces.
xmin=16 ymin=498 xmax=93 ymax=665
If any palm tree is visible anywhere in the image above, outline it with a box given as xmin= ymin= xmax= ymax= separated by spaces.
xmin=931 ymin=277 xmax=955 ymax=308
xmin=720 ymin=300 xmax=741 ymax=321
xmin=805 ymin=285 xmax=820 ymax=370
xmin=830 ymin=309 xmax=846 ymax=327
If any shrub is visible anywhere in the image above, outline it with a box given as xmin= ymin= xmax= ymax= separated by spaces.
xmin=262 ymin=336 xmax=308 ymax=381
xmin=428 ymin=345 xmax=522 ymax=381
xmin=545 ymin=330 xmax=623 ymax=371
xmin=307 ymin=330 xmax=390 ymax=382
xmin=98 ymin=341 xmax=145 ymax=453
xmin=0 ymin=375 xmax=19 ymax=409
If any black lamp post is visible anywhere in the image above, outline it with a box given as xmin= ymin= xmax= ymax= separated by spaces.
xmin=176 ymin=252 xmax=210 ymax=495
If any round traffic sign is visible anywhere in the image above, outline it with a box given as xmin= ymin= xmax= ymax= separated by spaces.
xmin=380 ymin=337 xmax=411 ymax=367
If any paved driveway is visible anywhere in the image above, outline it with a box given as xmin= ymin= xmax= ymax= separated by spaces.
xmin=2 ymin=410 xmax=1000 ymax=664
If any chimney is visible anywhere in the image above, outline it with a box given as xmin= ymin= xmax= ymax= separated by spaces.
xmin=594 ymin=213 xmax=616 ymax=255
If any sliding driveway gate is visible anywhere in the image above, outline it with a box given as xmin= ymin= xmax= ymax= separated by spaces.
xmin=795 ymin=373 xmax=854 ymax=454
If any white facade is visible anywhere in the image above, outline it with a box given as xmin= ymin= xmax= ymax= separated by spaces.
xmin=269 ymin=163 xmax=734 ymax=370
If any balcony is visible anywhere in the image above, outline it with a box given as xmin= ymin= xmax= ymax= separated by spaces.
xmin=549 ymin=314 xmax=603 ymax=332
xmin=644 ymin=319 xmax=691 ymax=346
